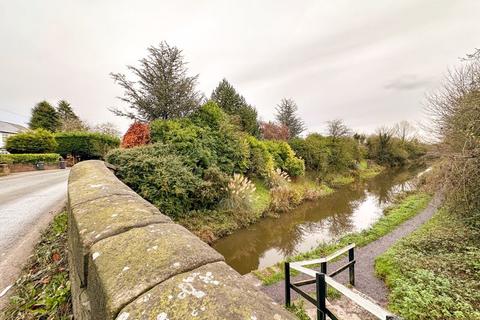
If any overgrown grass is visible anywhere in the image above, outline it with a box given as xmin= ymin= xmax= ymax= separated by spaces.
xmin=375 ymin=208 xmax=480 ymax=319
xmin=329 ymin=174 xmax=355 ymax=186
xmin=357 ymin=161 xmax=384 ymax=179
xmin=287 ymin=300 xmax=310 ymax=320
xmin=324 ymin=161 xmax=384 ymax=187
xmin=1 ymin=212 xmax=72 ymax=320
xmin=254 ymin=192 xmax=432 ymax=285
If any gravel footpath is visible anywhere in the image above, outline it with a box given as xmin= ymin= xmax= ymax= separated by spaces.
xmin=260 ymin=194 xmax=443 ymax=306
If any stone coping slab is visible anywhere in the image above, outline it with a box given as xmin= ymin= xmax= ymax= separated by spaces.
xmin=69 ymin=193 xmax=171 ymax=286
xmin=87 ymin=223 xmax=224 ymax=319
xmin=68 ymin=160 xmax=137 ymax=208
xmin=116 ymin=261 xmax=295 ymax=320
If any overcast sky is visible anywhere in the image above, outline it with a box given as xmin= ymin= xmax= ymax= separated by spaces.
xmin=1 ymin=0 xmax=479 ymax=135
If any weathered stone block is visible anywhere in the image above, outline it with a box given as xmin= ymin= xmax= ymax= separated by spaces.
xmin=116 ymin=261 xmax=295 ymax=320
xmin=69 ymin=194 xmax=171 ymax=286
xmin=87 ymin=224 xmax=224 ymax=319
xmin=68 ymin=240 xmax=91 ymax=320
xmin=68 ymin=160 xmax=137 ymax=208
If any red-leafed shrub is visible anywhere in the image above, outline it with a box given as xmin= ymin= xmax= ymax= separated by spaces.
xmin=121 ymin=122 xmax=150 ymax=148
xmin=260 ymin=121 xmax=290 ymax=140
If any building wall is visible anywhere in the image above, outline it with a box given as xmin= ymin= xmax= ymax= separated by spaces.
xmin=0 ymin=131 xmax=11 ymax=149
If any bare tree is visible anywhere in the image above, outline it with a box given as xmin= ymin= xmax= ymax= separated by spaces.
xmin=92 ymin=122 xmax=121 ymax=137
xmin=426 ymin=48 xmax=480 ymax=142
xmin=393 ymin=121 xmax=417 ymax=143
xmin=425 ymin=48 xmax=480 ymax=224
xmin=327 ymin=119 xmax=351 ymax=140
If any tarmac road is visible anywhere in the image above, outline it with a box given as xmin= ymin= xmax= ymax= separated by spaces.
xmin=0 ymin=169 xmax=69 ymax=308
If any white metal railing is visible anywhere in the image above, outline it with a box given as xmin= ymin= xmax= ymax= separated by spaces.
xmin=285 ymin=244 xmax=401 ymax=320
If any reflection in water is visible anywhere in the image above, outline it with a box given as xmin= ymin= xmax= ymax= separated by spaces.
xmin=212 ymin=165 xmax=426 ymax=275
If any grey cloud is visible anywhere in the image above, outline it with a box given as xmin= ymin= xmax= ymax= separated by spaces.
xmin=384 ymin=75 xmax=432 ymax=91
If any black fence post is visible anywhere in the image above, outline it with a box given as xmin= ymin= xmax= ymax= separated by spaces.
xmin=316 ymin=273 xmax=326 ymax=320
xmin=320 ymin=261 xmax=327 ymax=274
xmin=285 ymin=262 xmax=291 ymax=307
xmin=348 ymin=247 xmax=355 ymax=286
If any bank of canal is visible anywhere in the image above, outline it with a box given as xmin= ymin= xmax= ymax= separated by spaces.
xmin=212 ymin=165 xmax=427 ymax=275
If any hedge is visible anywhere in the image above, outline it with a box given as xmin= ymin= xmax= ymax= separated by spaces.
xmin=0 ymin=153 xmax=60 ymax=164
xmin=6 ymin=129 xmax=57 ymax=154
xmin=55 ymin=132 xmax=120 ymax=160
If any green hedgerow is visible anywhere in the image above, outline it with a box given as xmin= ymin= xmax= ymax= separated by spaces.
xmin=55 ymin=131 xmax=120 ymax=160
xmin=6 ymin=129 xmax=57 ymax=154
xmin=0 ymin=153 xmax=60 ymax=165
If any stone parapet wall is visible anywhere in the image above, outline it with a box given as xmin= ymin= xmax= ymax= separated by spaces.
xmin=68 ymin=160 xmax=294 ymax=320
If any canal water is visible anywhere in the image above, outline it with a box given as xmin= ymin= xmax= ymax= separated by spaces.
xmin=212 ymin=165 xmax=427 ymax=275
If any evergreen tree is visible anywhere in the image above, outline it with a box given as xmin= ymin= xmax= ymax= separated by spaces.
xmin=57 ymin=100 xmax=79 ymax=122
xmin=29 ymin=101 xmax=60 ymax=132
xmin=211 ymin=79 xmax=260 ymax=136
xmin=110 ymin=41 xmax=202 ymax=121
xmin=56 ymin=100 xmax=88 ymax=131
xmin=275 ymin=98 xmax=305 ymax=138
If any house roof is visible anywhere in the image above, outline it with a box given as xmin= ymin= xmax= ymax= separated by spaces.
xmin=0 ymin=121 xmax=28 ymax=134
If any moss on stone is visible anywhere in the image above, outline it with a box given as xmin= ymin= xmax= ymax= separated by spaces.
xmin=87 ymin=224 xmax=224 ymax=319
xmin=117 ymin=262 xmax=295 ymax=320
xmin=68 ymin=160 xmax=137 ymax=208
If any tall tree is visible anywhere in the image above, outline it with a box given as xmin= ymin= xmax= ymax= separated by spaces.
xmin=57 ymin=100 xmax=79 ymax=122
xmin=110 ymin=41 xmax=203 ymax=121
xmin=393 ymin=120 xmax=417 ymax=143
xmin=211 ymin=79 xmax=260 ymax=136
xmin=29 ymin=101 xmax=60 ymax=132
xmin=92 ymin=122 xmax=121 ymax=137
xmin=57 ymin=100 xmax=88 ymax=131
xmin=275 ymin=98 xmax=305 ymax=138
xmin=327 ymin=119 xmax=351 ymax=140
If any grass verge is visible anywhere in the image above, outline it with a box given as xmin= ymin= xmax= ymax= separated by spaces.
xmin=375 ymin=208 xmax=480 ymax=319
xmin=1 ymin=211 xmax=72 ymax=320
xmin=178 ymin=178 xmax=333 ymax=243
xmin=253 ymin=192 xmax=432 ymax=285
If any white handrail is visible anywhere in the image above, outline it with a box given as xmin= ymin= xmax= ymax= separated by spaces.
xmin=295 ymin=243 xmax=355 ymax=266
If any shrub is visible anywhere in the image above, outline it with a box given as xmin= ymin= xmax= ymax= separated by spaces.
xmin=190 ymin=101 xmax=227 ymax=130
xmin=6 ymin=129 xmax=57 ymax=154
xmin=121 ymin=122 xmax=150 ymax=148
xmin=264 ymin=140 xmax=305 ymax=177
xmin=246 ymin=136 xmax=275 ymax=177
xmin=55 ymin=131 xmax=120 ymax=160
xmin=269 ymin=185 xmax=301 ymax=213
xmin=150 ymin=105 xmax=249 ymax=175
xmin=0 ymin=153 xmax=60 ymax=164
xmin=327 ymin=137 xmax=356 ymax=172
xmin=289 ymin=134 xmax=330 ymax=174
xmin=285 ymin=157 xmax=305 ymax=177
xmin=222 ymin=173 xmax=256 ymax=212
xmin=366 ymin=131 xmax=425 ymax=167
xmin=106 ymin=144 xmax=203 ymax=217
xmin=267 ymin=168 xmax=291 ymax=188
xmin=107 ymin=143 xmax=235 ymax=217
xmin=197 ymin=166 xmax=230 ymax=208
